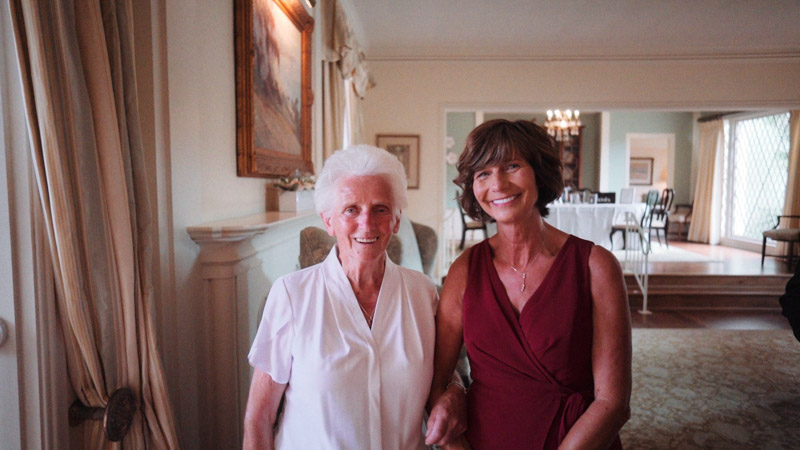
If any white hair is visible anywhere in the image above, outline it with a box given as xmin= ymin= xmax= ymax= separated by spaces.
xmin=314 ymin=144 xmax=408 ymax=218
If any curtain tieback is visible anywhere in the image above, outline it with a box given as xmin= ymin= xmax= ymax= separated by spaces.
xmin=69 ymin=388 xmax=137 ymax=442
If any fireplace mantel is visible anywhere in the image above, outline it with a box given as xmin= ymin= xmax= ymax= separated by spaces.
xmin=187 ymin=210 xmax=321 ymax=447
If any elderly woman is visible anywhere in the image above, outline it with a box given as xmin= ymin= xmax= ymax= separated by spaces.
xmin=243 ymin=145 xmax=449 ymax=449
xmin=429 ymin=120 xmax=632 ymax=449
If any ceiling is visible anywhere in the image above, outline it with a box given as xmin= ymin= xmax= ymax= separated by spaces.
xmin=344 ymin=0 xmax=800 ymax=60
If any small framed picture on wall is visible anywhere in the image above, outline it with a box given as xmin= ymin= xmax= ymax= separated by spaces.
xmin=629 ymin=157 xmax=654 ymax=185
xmin=376 ymin=134 xmax=420 ymax=189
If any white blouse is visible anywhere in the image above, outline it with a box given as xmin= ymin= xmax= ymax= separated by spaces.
xmin=248 ymin=246 xmax=438 ymax=449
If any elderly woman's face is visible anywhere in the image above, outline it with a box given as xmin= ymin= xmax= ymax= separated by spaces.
xmin=322 ymin=175 xmax=399 ymax=265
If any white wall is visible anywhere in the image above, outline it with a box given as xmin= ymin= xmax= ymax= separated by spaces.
xmin=158 ymin=0 xmax=323 ymax=445
xmin=163 ymin=1 xmax=269 ymax=446
xmin=361 ymin=57 xmax=800 ymax=236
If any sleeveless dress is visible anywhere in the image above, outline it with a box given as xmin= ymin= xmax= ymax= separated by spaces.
xmin=463 ymin=236 xmax=622 ymax=449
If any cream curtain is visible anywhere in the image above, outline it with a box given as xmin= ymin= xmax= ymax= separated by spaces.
xmin=319 ymin=0 xmax=374 ymax=160
xmin=779 ymin=111 xmax=800 ymax=255
xmin=9 ymin=0 xmax=179 ymax=448
xmin=687 ymin=120 xmax=725 ymax=244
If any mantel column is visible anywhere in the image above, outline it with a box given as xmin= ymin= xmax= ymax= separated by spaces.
xmin=187 ymin=211 xmax=321 ymax=448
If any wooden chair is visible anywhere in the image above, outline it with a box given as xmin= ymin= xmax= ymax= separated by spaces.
xmin=762 ymin=215 xmax=800 ymax=267
xmin=647 ymin=188 xmax=674 ymax=247
xmin=457 ymin=199 xmax=487 ymax=250
xmin=668 ymin=203 xmax=693 ymax=241
xmin=610 ymin=189 xmax=659 ymax=250
xmin=619 ymin=187 xmax=635 ymax=204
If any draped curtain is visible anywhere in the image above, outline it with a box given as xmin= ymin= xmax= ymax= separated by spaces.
xmin=9 ymin=0 xmax=179 ymax=447
xmin=687 ymin=120 xmax=725 ymax=244
xmin=320 ymin=0 xmax=374 ymax=160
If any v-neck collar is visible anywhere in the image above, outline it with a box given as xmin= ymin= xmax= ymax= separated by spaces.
xmin=488 ymin=235 xmax=574 ymax=319
xmin=323 ymin=245 xmax=396 ymax=335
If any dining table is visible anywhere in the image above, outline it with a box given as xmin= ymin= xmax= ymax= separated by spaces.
xmin=544 ymin=202 xmax=646 ymax=247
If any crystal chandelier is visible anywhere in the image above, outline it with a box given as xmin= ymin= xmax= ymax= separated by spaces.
xmin=545 ymin=109 xmax=581 ymax=141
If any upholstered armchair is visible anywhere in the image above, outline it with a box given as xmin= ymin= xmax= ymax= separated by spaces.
xmin=762 ymin=215 xmax=800 ymax=267
xmin=299 ymin=219 xmax=439 ymax=278
xmin=668 ymin=203 xmax=693 ymax=241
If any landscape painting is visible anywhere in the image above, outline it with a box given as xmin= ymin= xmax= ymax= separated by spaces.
xmin=253 ymin=0 xmax=301 ymax=155
xmin=235 ymin=0 xmax=313 ymax=177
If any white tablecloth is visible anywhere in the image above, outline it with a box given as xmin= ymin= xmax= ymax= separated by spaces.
xmin=544 ymin=203 xmax=646 ymax=246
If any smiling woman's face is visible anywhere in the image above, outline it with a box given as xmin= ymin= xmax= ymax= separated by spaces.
xmin=322 ymin=175 xmax=399 ymax=266
xmin=472 ymin=155 xmax=539 ymax=224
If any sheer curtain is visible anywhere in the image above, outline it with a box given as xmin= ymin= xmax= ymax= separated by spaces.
xmin=9 ymin=0 xmax=178 ymax=447
xmin=320 ymin=0 xmax=373 ymax=159
xmin=687 ymin=120 xmax=725 ymax=244
xmin=780 ymin=111 xmax=800 ymax=255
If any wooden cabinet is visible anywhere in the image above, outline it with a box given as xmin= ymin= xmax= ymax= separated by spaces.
xmin=558 ymin=127 xmax=583 ymax=190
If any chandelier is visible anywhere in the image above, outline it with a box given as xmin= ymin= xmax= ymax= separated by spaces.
xmin=545 ymin=109 xmax=581 ymax=141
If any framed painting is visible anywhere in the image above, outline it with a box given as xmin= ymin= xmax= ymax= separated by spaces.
xmin=235 ymin=0 xmax=314 ymax=178
xmin=376 ymin=134 xmax=420 ymax=189
xmin=629 ymin=157 xmax=654 ymax=185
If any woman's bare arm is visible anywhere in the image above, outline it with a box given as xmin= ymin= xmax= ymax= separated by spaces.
xmin=559 ymin=245 xmax=632 ymax=450
xmin=425 ymin=249 xmax=471 ymax=446
xmin=243 ymin=369 xmax=287 ymax=450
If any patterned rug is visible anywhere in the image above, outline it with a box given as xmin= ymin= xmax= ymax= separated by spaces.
xmin=622 ymin=329 xmax=800 ymax=449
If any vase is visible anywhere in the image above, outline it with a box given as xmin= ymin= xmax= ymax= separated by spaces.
xmin=278 ymin=190 xmax=314 ymax=212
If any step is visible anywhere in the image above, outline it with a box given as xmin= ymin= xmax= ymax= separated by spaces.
xmin=624 ymin=273 xmax=790 ymax=310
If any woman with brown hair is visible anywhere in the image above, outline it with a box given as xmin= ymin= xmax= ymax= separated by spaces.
xmin=428 ymin=119 xmax=632 ymax=449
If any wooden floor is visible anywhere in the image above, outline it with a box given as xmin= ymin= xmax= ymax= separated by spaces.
xmin=645 ymin=240 xmax=793 ymax=276
xmin=629 ymin=241 xmax=793 ymax=330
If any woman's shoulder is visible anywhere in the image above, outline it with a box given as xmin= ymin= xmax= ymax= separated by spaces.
xmin=396 ymin=265 xmax=437 ymax=291
xmin=277 ymin=262 xmax=327 ymax=290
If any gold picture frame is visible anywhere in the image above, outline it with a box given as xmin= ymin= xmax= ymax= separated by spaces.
xmin=376 ymin=134 xmax=421 ymax=189
xmin=235 ymin=0 xmax=314 ymax=178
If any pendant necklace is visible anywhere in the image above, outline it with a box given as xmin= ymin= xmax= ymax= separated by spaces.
xmin=508 ymin=243 xmax=545 ymax=292
xmin=358 ymin=301 xmax=374 ymax=327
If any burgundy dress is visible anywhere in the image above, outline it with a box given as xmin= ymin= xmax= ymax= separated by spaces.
xmin=463 ymin=236 xmax=622 ymax=449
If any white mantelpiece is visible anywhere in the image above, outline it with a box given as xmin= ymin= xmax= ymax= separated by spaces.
xmin=187 ymin=210 xmax=322 ymax=448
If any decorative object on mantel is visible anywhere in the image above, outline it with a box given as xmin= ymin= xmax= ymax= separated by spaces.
xmin=267 ymin=170 xmax=316 ymax=212
xmin=545 ymin=109 xmax=581 ymax=141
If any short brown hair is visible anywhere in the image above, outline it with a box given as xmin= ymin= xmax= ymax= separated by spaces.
xmin=454 ymin=119 xmax=563 ymax=221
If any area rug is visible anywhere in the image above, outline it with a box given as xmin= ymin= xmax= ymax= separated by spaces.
xmin=622 ymin=329 xmax=800 ymax=449
xmin=613 ymin=245 xmax=722 ymax=264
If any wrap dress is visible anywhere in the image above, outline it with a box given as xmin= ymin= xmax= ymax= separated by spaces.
xmin=463 ymin=236 xmax=622 ymax=449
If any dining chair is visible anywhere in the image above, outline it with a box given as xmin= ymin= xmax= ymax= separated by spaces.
xmin=609 ymin=189 xmax=659 ymax=250
xmin=619 ymin=187 xmax=635 ymax=204
xmin=762 ymin=215 xmax=800 ymax=267
xmin=457 ymin=196 xmax=488 ymax=250
xmin=647 ymin=188 xmax=675 ymax=247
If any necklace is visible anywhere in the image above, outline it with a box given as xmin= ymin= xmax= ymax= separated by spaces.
xmin=358 ymin=301 xmax=374 ymax=327
xmin=508 ymin=244 xmax=545 ymax=292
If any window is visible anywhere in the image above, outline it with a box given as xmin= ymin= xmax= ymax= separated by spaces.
xmin=721 ymin=112 xmax=791 ymax=244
